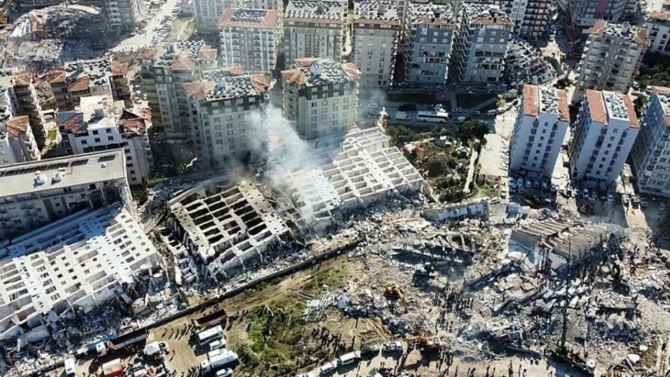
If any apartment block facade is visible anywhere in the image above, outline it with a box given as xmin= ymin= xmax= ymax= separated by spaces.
xmin=631 ymin=86 xmax=670 ymax=197
xmin=46 ymin=59 xmax=131 ymax=112
xmin=193 ymin=0 xmax=238 ymax=37
xmin=646 ymin=11 xmax=670 ymax=56
xmin=453 ymin=4 xmax=513 ymax=83
xmin=0 ymin=150 xmax=131 ymax=241
xmin=509 ymin=85 xmax=570 ymax=178
xmin=184 ymin=69 xmax=271 ymax=166
xmin=0 ymin=115 xmax=40 ymax=167
xmin=58 ymin=96 xmax=153 ymax=185
xmin=573 ymin=21 xmax=648 ymax=102
xmin=139 ymin=41 xmax=218 ymax=137
xmin=219 ymin=9 xmax=280 ymax=73
xmin=352 ymin=0 xmax=401 ymax=89
xmin=404 ymin=2 xmax=457 ymax=86
xmin=281 ymin=58 xmax=360 ymax=139
xmin=569 ymin=90 xmax=639 ymax=184
xmin=501 ymin=0 xmax=550 ymax=38
xmin=12 ymin=71 xmax=47 ymax=147
xmin=102 ymin=0 xmax=144 ymax=31
xmin=560 ymin=0 xmax=631 ymax=30
xmin=284 ymin=0 xmax=347 ymax=65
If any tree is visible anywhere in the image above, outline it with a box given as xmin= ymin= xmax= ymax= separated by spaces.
xmin=425 ymin=156 xmax=448 ymax=178
xmin=460 ymin=119 xmax=490 ymax=140
xmin=634 ymin=95 xmax=648 ymax=117
xmin=387 ymin=126 xmax=419 ymax=144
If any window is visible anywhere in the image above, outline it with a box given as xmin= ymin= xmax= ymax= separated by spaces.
xmin=94 ymin=138 xmax=100 ymax=143
xmin=106 ymin=129 xmax=112 ymax=133
xmin=81 ymin=140 xmax=88 ymax=145
xmin=108 ymin=136 xmax=114 ymax=141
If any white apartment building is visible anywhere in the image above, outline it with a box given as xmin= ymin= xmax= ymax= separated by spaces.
xmin=0 ymin=204 xmax=164 ymax=341
xmin=219 ymin=9 xmax=280 ymax=73
xmin=139 ymin=41 xmax=218 ymax=136
xmin=184 ymin=69 xmax=271 ymax=166
xmin=0 ymin=150 xmax=131 ymax=241
xmin=569 ymin=90 xmax=639 ymax=184
xmin=58 ymin=96 xmax=154 ymax=185
xmin=46 ymin=59 xmax=131 ymax=111
xmin=0 ymin=115 xmax=40 ymax=167
xmin=573 ymin=21 xmax=649 ymax=102
xmin=646 ymin=11 xmax=670 ymax=56
xmin=193 ymin=0 xmax=238 ymax=37
xmin=284 ymin=0 xmax=347 ymax=65
xmin=404 ymin=2 xmax=457 ymax=86
xmin=501 ymin=0 xmax=550 ymax=38
xmin=102 ymin=0 xmax=144 ymax=31
xmin=509 ymin=85 xmax=570 ymax=178
xmin=281 ymin=58 xmax=360 ymax=139
xmin=352 ymin=0 xmax=401 ymax=90
xmin=241 ymin=0 xmax=281 ymax=10
xmin=631 ymin=86 xmax=670 ymax=196
xmin=453 ymin=4 xmax=514 ymax=83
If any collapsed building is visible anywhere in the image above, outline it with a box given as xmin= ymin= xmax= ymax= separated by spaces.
xmin=504 ymin=38 xmax=556 ymax=89
xmin=272 ymin=127 xmax=427 ymax=230
xmin=165 ymin=179 xmax=300 ymax=284
xmin=4 ymin=5 xmax=108 ymax=69
xmin=509 ymin=219 xmax=623 ymax=272
xmin=0 ymin=204 xmax=164 ymax=342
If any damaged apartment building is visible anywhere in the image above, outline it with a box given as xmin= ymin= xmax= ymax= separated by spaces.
xmin=0 ymin=204 xmax=164 ymax=342
xmin=183 ymin=68 xmax=271 ymax=165
xmin=274 ymin=127 xmax=427 ymax=230
xmin=0 ymin=149 xmax=132 ymax=240
xmin=0 ymin=69 xmax=47 ymax=148
xmin=218 ymin=9 xmax=281 ymax=73
xmin=139 ymin=41 xmax=218 ymax=137
xmin=165 ymin=179 xmax=297 ymax=283
xmin=505 ymin=38 xmax=556 ymax=88
xmin=284 ymin=0 xmax=347 ymax=65
xmin=57 ymin=95 xmax=154 ymax=185
xmin=46 ymin=59 xmax=131 ymax=111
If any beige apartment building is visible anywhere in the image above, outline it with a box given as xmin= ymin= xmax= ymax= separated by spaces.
xmin=139 ymin=41 xmax=218 ymax=137
xmin=193 ymin=0 xmax=238 ymax=37
xmin=219 ymin=9 xmax=281 ymax=73
xmin=352 ymin=0 xmax=402 ymax=89
xmin=184 ymin=69 xmax=271 ymax=166
xmin=284 ymin=0 xmax=347 ymax=65
xmin=281 ymin=58 xmax=360 ymax=139
xmin=573 ymin=21 xmax=649 ymax=102
xmin=46 ymin=59 xmax=131 ymax=112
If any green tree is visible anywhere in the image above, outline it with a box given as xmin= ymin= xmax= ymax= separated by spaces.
xmin=634 ymin=95 xmax=648 ymax=117
xmin=460 ymin=120 xmax=490 ymax=140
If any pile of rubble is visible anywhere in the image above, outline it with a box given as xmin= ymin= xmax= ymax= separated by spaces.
xmin=505 ymin=38 xmax=556 ymax=89
xmin=5 ymin=5 xmax=108 ymax=69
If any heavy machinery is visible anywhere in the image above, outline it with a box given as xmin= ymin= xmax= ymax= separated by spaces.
xmin=0 ymin=0 xmax=14 ymax=28
xmin=406 ymin=335 xmax=442 ymax=355
xmin=384 ymin=285 xmax=408 ymax=312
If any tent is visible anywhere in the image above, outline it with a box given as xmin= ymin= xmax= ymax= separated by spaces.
xmin=143 ymin=342 xmax=161 ymax=356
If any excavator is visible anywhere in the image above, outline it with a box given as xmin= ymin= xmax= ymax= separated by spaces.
xmin=0 ymin=0 xmax=14 ymax=29
xmin=406 ymin=334 xmax=442 ymax=355
xmin=384 ymin=285 xmax=408 ymax=312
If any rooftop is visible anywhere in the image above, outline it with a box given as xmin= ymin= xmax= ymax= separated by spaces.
xmin=281 ymin=58 xmax=360 ymax=87
xmin=588 ymin=20 xmax=649 ymax=46
xmin=218 ymin=8 xmax=279 ymax=28
xmin=285 ymin=0 xmax=346 ymax=23
xmin=353 ymin=0 xmax=400 ymax=26
xmin=59 ymin=95 xmax=124 ymax=135
xmin=647 ymin=10 xmax=670 ymax=21
xmin=0 ymin=149 xmax=126 ymax=198
xmin=184 ymin=70 xmax=271 ymax=101
xmin=650 ymin=86 xmax=670 ymax=127
xmin=46 ymin=58 xmax=128 ymax=88
xmin=522 ymin=85 xmax=569 ymax=122
xmin=585 ymin=90 xmax=639 ymax=128
xmin=143 ymin=41 xmax=218 ymax=70
xmin=461 ymin=3 xmax=513 ymax=26
xmin=408 ymin=2 xmax=456 ymax=26
xmin=0 ymin=204 xmax=162 ymax=339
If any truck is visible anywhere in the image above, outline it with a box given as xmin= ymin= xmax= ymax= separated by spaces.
xmin=200 ymin=351 xmax=238 ymax=373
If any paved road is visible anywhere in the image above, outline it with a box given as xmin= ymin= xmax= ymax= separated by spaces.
xmin=111 ymin=0 xmax=181 ymax=52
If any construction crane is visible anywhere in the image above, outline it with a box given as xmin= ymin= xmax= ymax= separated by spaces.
xmin=0 ymin=0 xmax=14 ymax=29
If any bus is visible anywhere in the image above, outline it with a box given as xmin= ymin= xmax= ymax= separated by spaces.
xmin=197 ymin=325 xmax=224 ymax=346
xmin=417 ymin=110 xmax=449 ymax=123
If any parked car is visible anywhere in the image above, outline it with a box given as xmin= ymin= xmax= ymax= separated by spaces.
xmin=606 ymin=194 xmax=614 ymax=203
xmin=622 ymin=194 xmax=630 ymax=206
xmin=454 ymin=116 xmax=467 ymax=124
xmin=361 ymin=344 xmax=380 ymax=358
xmin=382 ymin=341 xmax=404 ymax=353
xmin=472 ymin=110 xmax=481 ymax=116
xmin=641 ymin=198 xmax=648 ymax=208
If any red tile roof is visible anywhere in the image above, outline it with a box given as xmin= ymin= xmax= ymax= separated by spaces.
xmin=46 ymin=68 xmax=67 ymax=84
xmin=67 ymin=76 xmax=91 ymax=92
xmin=556 ymin=89 xmax=570 ymax=122
xmin=218 ymin=8 xmax=279 ymax=29
xmin=111 ymin=61 xmax=129 ymax=76
xmin=586 ymin=90 xmax=607 ymax=124
xmin=13 ymin=71 xmax=33 ymax=86
xmin=522 ymin=84 xmax=539 ymax=117
xmin=622 ymin=95 xmax=640 ymax=128
xmin=172 ymin=54 xmax=196 ymax=71
xmin=6 ymin=116 xmax=30 ymax=138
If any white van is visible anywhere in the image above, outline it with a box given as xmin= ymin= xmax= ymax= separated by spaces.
xmin=64 ymin=357 xmax=76 ymax=377
xmin=338 ymin=351 xmax=361 ymax=365
xmin=319 ymin=361 xmax=338 ymax=375
xmin=486 ymin=109 xmax=497 ymax=116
